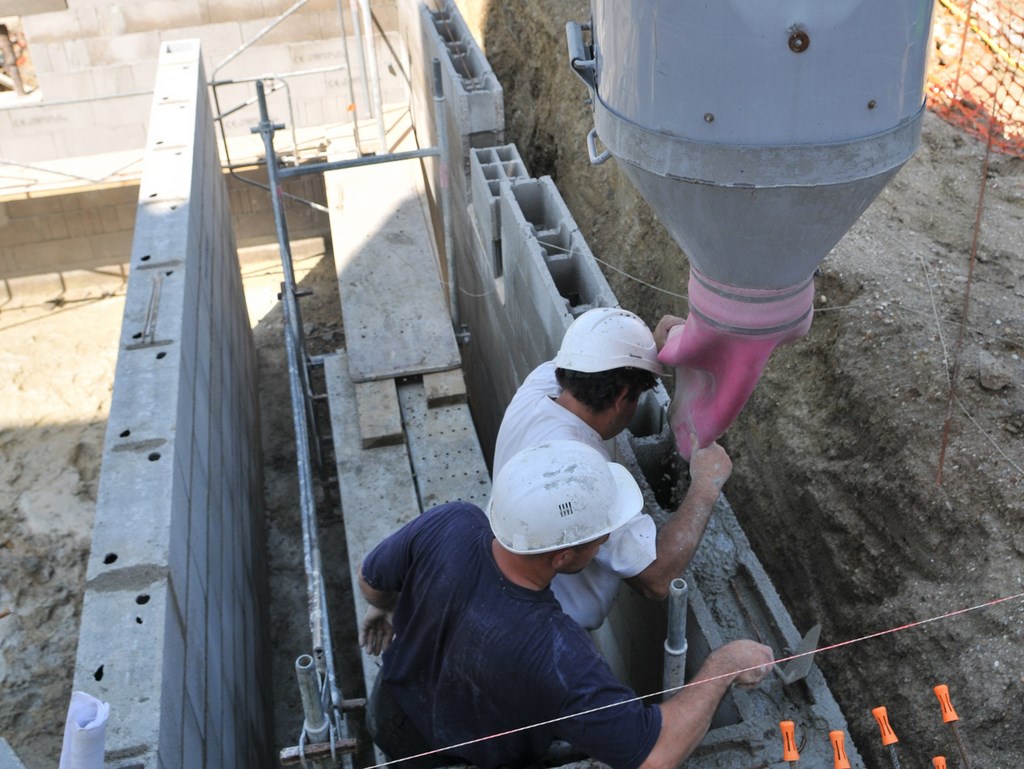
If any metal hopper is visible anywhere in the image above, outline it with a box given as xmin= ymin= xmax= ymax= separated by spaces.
xmin=568 ymin=0 xmax=934 ymax=456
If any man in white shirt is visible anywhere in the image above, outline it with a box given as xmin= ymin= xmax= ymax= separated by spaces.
xmin=492 ymin=307 xmax=732 ymax=629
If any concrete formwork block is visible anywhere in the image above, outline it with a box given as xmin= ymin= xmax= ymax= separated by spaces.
xmin=62 ymin=122 xmax=149 ymax=158
xmin=31 ymin=40 xmax=69 ymax=74
xmin=402 ymin=0 xmax=504 ymax=198
xmin=423 ymin=1 xmax=503 ymax=136
xmin=505 ymin=176 xmax=616 ymax=312
xmin=35 ymin=69 xmax=98 ymax=100
xmin=215 ymin=41 xmax=296 ymax=80
xmin=89 ymin=62 xmax=141 ymax=95
xmin=3 ymin=98 xmax=92 ymax=149
xmin=84 ymin=30 xmax=162 ymax=68
xmin=469 ymin=144 xmax=528 ymax=247
xmin=163 ymin=24 xmax=244 ymax=64
xmin=119 ymin=1 xmax=205 ymax=34
xmin=238 ymin=12 xmax=336 ymax=46
xmin=22 ymin=7 xmax=101 ymax=45
xmin=499 ymin=182 xmax=574 ymax=352
xmin=286 ymin=37 xmax=345 ymax=69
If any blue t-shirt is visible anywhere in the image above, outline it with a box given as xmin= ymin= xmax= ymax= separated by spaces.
xmin=362 ymin=502 xmax=662 ymax=769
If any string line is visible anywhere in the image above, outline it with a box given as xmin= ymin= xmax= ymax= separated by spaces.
xmin=361 ymin=590 xmax=1024 ymax=769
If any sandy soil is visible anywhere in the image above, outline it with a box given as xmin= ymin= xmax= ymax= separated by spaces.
xmin=1 ymin=5 xmax=1022 ymax=769
xmin=0 ymin=277 xmax=126 ymax=768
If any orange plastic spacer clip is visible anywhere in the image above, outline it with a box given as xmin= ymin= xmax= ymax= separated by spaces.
xmin=933 ymin=684 xmax=959 ymax=723
xmin=830 ymin=730 xmax=852 ymax=769
xmin=780 ymin=720 xmax=799 ymax=762
xmin=933 ymin=757 xmax=948 ymax=769
xmin=872 ymin=706 xmax=899 ymax=746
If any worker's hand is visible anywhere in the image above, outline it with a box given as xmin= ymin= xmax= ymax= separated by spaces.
xmin=360 ymin=605 xmax=394 ymax=656
xmin=688 ymin=437 xmax=731 ymax=492
xmin=715 ymin=640 xmax=775 ymax=689
xmin=653 ymin=314 xmax=686 ymax=352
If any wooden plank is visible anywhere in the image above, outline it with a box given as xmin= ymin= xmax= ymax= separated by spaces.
xmin=326 ymin=158 xmax=461 ymax=382
xmin=423 ymin=368 xmax=467 ymax=407
xmin=354 ymin=378 xmax=404 ymax=448
xmin=397 ymin=378 xmax=491 ymax=512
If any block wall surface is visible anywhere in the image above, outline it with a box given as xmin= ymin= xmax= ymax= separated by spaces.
xmin=2 ymin=0 xmax=402 ymax=162
xmin=73 ymin=40 xmax=272 ymax=769
xmin=0 ymin=172 xmax=327 ymax=282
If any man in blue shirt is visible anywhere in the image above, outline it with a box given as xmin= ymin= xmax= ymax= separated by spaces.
xmin=359 ymin=441 xmax=773 ymax=769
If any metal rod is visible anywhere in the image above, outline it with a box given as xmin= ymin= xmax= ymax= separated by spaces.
xmin=358 ymin=0 xmax=388 ymax=150
xmin=950 ymin=723 xmax=973 ymax=769
xmin=662 ymin=577 xmax=689 ymax=699
xmin=212 ymin=0 xmax=311 ymax=81
xmin=254 ymin=81 xmax=351 ymax=768
xmin=296 ymin=654 xmax=330 ymax=745
xmin=431 ymin=57 xmax=459 ymax=334
xmin=336 ymin=0 xmax=362 ymax=152
xmin=276 ymin=146 xmax=440 ymax=179
xmin=280 ymin=738 xmax=359 ymax=766
xmin=348 ymin=0 xmax=373 ymax=152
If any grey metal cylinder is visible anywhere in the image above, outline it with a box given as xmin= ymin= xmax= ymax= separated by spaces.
xmin=296 ymin=653 xmax=331 ymax=745
xmin=663 ymin=577 xmax=689 ymax=700
xmin=576 ymin=0 xmax=934 ymax=290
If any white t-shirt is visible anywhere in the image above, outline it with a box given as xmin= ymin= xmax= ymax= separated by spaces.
xmin=492 ymin=361 xmax=657 ymax=629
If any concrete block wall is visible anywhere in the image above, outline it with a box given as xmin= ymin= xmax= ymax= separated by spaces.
xmin=73 ymin=40 xmax=271 ymax=769
xmin=2 ymin=0 xmax=403 ymax=161
xmin=0 ymin=172 xmax=327 ymax=283
xmin=468 ymin=144 xmax=528 ymax=277
xmin=399 ymin=0 xmax=503 ymax=222
xmin=0 ymin=183 xmax=139 ymax=280
xmin=400 ymin=0 xmax=503 ymax=161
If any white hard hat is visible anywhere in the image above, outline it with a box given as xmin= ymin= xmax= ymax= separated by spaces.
xmin=553 ymin=307 xmax=662 ymax=374
xmin=487 ymin=440 xmax=643 ymax=554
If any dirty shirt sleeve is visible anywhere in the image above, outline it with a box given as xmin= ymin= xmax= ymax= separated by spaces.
xmin=548 ymin=617 xmax=662 ymax=769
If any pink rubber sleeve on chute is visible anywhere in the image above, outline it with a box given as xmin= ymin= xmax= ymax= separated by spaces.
xmin=658 ymin=272 xmax=814 ymax=458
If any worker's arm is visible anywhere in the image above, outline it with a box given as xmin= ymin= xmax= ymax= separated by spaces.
xmin=639 ymin=640 xmax=773 ymax=769
xmin=359 ymin=565 xmax=399 ymax=656
xmin=626 ymin=439 xmax=731 ymax=600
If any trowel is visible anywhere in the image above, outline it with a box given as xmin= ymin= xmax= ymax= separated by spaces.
xmin=775 ymin=624 xmax=822 ymax=685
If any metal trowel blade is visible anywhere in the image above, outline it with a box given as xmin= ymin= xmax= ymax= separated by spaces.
xmin=775 ymin=623 xmax=822 ymax=685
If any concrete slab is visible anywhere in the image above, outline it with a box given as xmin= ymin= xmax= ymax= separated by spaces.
xmin=326 ymin=156 xmax=461 ymax=382
xmin=397 ymin=378 xmax=491 ymax=511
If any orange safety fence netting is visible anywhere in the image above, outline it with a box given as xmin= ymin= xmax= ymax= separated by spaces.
xmin=927 ymin=0 xmax=1024 ymax=157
